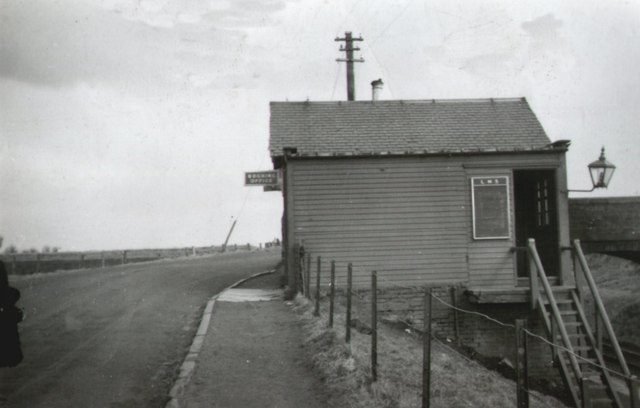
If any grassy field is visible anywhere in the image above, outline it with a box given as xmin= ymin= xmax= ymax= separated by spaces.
xmin=0 ymin=244 xmax=258 ymax=275
xmin=583 ymin=253 xmax=640 ymax=346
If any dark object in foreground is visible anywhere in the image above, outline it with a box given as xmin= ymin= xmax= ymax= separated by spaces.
xmin=0 ymin=260 xmax=24 ymax=367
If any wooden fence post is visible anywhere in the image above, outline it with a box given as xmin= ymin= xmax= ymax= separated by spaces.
xmin=451 ymin=286 xmax=461 ymax=347
xmin=36 ymin=253 xmax=41 ymax=274
xmin=80 ymin=254 xmax=85 ymax=269
xmin=629 ymin=376 xmax=639 ymax=408
xmin=371 ymin=271 xmax=378 ymax=382
xmin=294 ymin=244 xmax=303 ymax=295
xmin=306 ymin=253 xmax=311 ymax=299
xmin=11 ymin=255 xmax=16 ymax=274
xmin=329 ymin=261 xmax=335 ymax=327
xmin=122 ymin=250 xmax=126 ymax=265
xmin=346 ymin=263 xmax=352 ymax=343
xmin=515 ymin=319 xmax=529 ymax=408
xmin=596 ymin=314 xmax=603 ymax=356
xmin=422 ymin=287 xmax=433 ymax=408
xmin=314 ymin=256 xmax=321 ymax=317
xmin=581 ymin=377 xmax=591 ymax=408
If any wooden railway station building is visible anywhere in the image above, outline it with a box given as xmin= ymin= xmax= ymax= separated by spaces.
xmin=269 ymin=97 xmax=636 ymax=407
xmin=270 ymin=97 xmax=571 ymax=294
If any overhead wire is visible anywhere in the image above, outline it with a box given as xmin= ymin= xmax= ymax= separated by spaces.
xmin=330 ymin=62 xmax=342 ymax=100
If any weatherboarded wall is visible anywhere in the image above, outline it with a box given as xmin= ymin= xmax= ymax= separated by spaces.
xmin=287 ymin=152 xmax=567 ymax=289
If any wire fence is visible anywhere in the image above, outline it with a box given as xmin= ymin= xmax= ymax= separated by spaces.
xmin=2 ymin=243 xmax=272 ymax=275
xmin=297 ymin=250 xmax=640 ymax=408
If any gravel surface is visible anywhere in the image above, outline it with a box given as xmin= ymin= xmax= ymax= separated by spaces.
xmin=182 ymin=269 xmax=330 ymax=408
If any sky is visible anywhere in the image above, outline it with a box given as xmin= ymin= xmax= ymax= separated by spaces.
xmin=1 ymin=0 xmax=639 ymax=252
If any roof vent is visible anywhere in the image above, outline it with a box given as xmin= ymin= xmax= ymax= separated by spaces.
xmin=371 ymin=79 xmax=383 ymax=101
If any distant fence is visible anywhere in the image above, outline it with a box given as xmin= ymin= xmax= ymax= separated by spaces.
xmin=1 ymin=242 xmax=277 ymax=275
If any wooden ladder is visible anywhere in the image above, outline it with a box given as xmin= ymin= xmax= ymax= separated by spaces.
xmin=528 ymin=239 xmax=634 ymax=408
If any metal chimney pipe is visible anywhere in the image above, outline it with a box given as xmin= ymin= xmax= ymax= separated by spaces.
xmin=371 ymin=79 xmax=383 ymax=101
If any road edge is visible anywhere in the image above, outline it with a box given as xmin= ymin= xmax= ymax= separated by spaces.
xmin=164 ymin=268 xmax=277 ymax=408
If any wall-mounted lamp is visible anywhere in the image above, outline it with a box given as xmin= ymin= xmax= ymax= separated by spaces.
xmin=569 ymin=147 xmax=616 ymax=192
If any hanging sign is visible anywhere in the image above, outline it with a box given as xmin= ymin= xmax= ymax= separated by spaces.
xmin=245 ymin=170 xmax=280 ymax=187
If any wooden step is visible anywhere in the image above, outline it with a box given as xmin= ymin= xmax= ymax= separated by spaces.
xmin=541 ymin=298 xmax=574 ymax=305
xmin=578 ymin=358 xmax=598 ymax=366
xmin=543 ymin=310 xmax=578 ymax=321
xmin=558 ymin=332 xmax=587 ymax=339
xmin=589 ymin=398 xmax=615 ymax=408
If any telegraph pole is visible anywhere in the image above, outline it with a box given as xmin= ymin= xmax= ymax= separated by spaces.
xmin=221 ymin=219 xmax=237 ymax=253
xmin=335 ymin=31 xmax=364 ymax=101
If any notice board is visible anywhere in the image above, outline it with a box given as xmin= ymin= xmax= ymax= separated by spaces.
xmin=471 ymin=176 xmax=511 ymax=239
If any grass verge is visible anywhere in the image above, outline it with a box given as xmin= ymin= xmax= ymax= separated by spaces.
xmin=583 ymin=254 xmax=640 ymax=345
xmin=292 ymin=295 xmax=568 ymax=408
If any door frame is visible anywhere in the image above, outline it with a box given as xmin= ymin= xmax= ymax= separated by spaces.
xmin=513 ymin=169 xmax=561 ymax=283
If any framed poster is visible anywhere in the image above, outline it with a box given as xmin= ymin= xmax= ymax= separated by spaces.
xmin=471 ymin=176 xmax=511 ymax=239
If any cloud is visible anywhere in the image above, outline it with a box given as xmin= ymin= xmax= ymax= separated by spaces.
xmin=0 ymin=0 xmax=290 ymax=90
xmin=521 ymin=13 xmax=564 ymax=48
xmin=520 ymin=13 xmax=575 ymax=77
xmin=101 ymin=0 xmax=290 ymax=29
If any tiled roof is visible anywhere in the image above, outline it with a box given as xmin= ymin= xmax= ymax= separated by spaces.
xmin=269 ymin=98 xmax=552 ymax=158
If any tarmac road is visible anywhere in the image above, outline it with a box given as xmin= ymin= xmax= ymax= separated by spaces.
xmin=0 ymin=250 xmax=281 ymax=408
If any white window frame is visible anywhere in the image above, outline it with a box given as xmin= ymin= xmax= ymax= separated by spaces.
xmin=471 ymin=176 xmax=512 ymax=240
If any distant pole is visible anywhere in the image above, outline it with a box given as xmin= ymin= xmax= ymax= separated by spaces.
xmin=221 ymin=219 xmax=237 ymax=253
xmin=335 ymin=31 xmax=364 ymax=101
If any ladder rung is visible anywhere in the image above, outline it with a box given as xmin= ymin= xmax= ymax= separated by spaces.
xmin=544 ymin=310 xmax=577 ymax=316
xmin=542 ymin=298 xmax=573 ymax=304
xmin=590 ymin=397 xmax=614 ymax=405
xmin=556 ymin=334 xmax=587 ymax=341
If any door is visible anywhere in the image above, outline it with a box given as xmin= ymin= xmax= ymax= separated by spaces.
xmin=514 ymin=170 xmax=559 ymax=278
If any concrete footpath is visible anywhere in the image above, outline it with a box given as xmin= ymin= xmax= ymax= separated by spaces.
xmin=168 ymin=271 xmax=328 ymax=408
